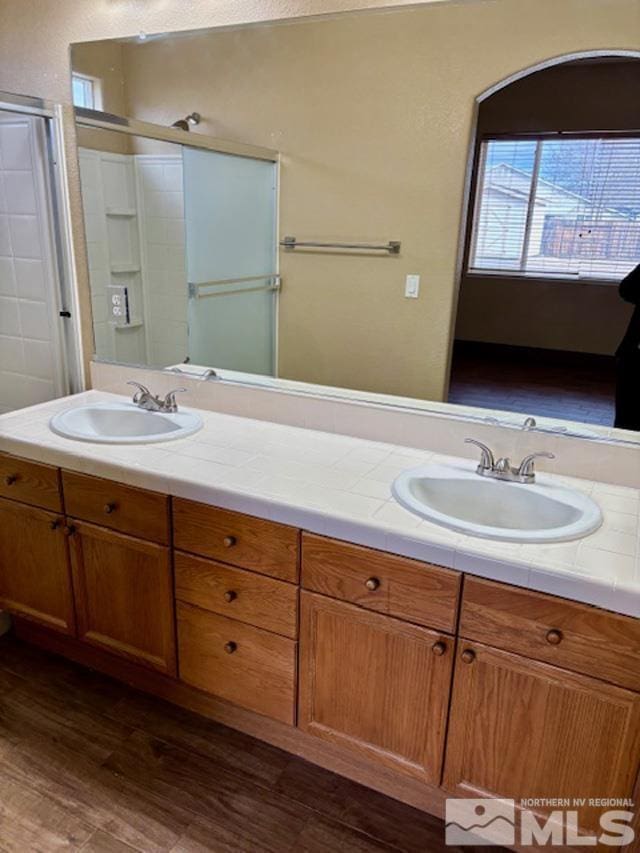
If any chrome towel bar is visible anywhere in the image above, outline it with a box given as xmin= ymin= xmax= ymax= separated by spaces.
xmin=280 ymin=236 xmax=401 ymax=254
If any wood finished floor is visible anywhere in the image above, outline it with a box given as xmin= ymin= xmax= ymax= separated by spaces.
xmin=0 ymin=634 xmax=505 ymax=853
xmin=448 ymin=342 xmax=616 ymax=427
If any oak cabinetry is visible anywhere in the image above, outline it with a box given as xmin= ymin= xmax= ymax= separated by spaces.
xmin=177 ymin=601 xmax=297 ymax=724
xmin=302 ymin=533 xmax=460 ymax=632
xmin=62 ymin=471 xmax=170 ymax=544
xmin=461 ymin=576 xmax=640 ymax=691
xmin=443 ymin=641 xmax=640 ymax=833
xmin=0 ymin=497 xmax=74 ymax=634
xmin=298 ymin=591 xmax=454 ymax=782
xmin=175 ymin=551 xmax=298 ymax=638
xmin=173 ymin=498 xmax=299 ymax=582
xmin=67 ymin=520 xmax=176 ymax=675
xmin=0 ymin=451 xmax=61 ymax=511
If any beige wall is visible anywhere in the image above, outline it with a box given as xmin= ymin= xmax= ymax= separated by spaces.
xmin=457 ymin=59 xmax=640 ymax=356
xmin=0 ymin=0 xmax=639 ymax=397
xmin=73 ymin=41 xmax=130 ymax=153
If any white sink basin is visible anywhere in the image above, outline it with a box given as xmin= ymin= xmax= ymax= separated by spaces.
xmin=392 ymin=463 xmax=602 ymax=543
xmin=50 ymin=402 xmax=203 ymax=444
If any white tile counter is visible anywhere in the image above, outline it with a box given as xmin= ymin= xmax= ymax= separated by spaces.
xmin=1 ymin=391 xmax=638 ymax=618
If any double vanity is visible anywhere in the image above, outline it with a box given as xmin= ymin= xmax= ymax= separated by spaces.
xmin=0 ymin=389 xmax=639 ymax=845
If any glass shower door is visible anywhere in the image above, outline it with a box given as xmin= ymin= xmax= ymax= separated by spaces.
xmin=183 ymin=147 xmax=277 ymax=376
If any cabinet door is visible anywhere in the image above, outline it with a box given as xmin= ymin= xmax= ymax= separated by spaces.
xmin=444 ymin=642 xmax=640 ymax=833
xmin=0 ymin=497 xmax=74 ymax=634
xmin=68 ymin=521 xmax=176 ymax=675
xmin=299 ymin=591 xmax=454 ymax=783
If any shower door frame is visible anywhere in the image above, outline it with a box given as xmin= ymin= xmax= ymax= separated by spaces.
xmin=0 ymin=90 xmax=85 ymax=397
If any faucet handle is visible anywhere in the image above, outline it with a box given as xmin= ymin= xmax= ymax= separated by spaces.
xmin=127 ymin=380 xmax=151 ymax=403
xmin=516 ymin=451 xmax=555 ymax=482
xmin=162 ymin=388 xmax=187 ymax=412
xmin=464 ymin=438 xmax=495 ymax=473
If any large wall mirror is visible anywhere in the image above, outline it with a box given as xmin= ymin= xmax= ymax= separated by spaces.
xmin=70 ymin=3 xmax=640 ymax=443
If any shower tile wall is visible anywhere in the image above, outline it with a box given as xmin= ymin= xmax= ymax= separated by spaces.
xmin=79 ymin=148 xmax=187 ymax=369
xmin=0 ymin=114 xmax=64 ymax=413
xmin=135 ymin=156 xmax=188 ymax=366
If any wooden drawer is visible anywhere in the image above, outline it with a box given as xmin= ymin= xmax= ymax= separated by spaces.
xmin=177 ymin=601 xmax=297 ymax=724
xmin=62 ymin=471 xmax=169 ymax=544
xmin=173 ymin=498 xmax=299 ymax=582
xmin=175 ymin=551 xmax=298 ymax=638
xmin=460 ymin=577 xmax=640 ymax=691
xmin=0 ymin=452 xmax=61 ymax=511
xmin=302 ymin=533 xmax=460 ymax=633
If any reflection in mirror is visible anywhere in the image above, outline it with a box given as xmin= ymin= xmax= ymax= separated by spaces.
xmin=71 ymin=7 xmax=640 ymax=441
xmin=77 ymin=126 xmax=277 ymax=375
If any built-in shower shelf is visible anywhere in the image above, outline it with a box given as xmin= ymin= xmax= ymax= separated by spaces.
xmin=110 ymin=264 xmax=140 ymax=274
xmin=106 ymin=208 xmax=137 ymax=217
xmin=113 ymin=320 xmax=144 ymax=330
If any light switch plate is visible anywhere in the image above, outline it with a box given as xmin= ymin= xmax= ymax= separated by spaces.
xmin=405 ymin=274 xmax=420 ymax=298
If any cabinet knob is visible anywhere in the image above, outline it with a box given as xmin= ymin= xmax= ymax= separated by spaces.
xmin=224 ymin=641 xmax=237 ymax=654
xmin=461 ymin=649 xmax=476 ymax=664
xmin=432 ymin=641 xmax=447 ymax=656
xmin=365 ymin=577 xmax=380 ymax=591
xmin=224 ymin=590 xmax=237 ymax=603
xmin=546 ymin=628 xmax=563 ymax=645
xmin=49 ymin=519 xmax=60 ymax=531
xmin=63 ymin=525 xmax=76 ymax=537
xmin=4 ymin=474 xmax=17 ymax=486
xmin=223 ymin=535 xmax=237 ymax=548
xmin=104 ymin=502 xmax=117 ymax=514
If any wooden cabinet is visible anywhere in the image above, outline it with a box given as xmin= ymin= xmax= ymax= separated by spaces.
xmin=0 ymin=497 xmax=74 ymax=634
xmin=175 ymin=551 xmax=298 ymax=638
xmin=460 ymin=576 xmax=640 ymax=691
xmin=62 ymin=471 xmax=170 ymax=544
xmin=299 ymin=591 xmax=454 ymax=783
xmin=443 ymin=642 xmax=640 ymax=833
xmin=302 ymin=533 xmax=460 ymax=632
xmin=68 ymin=521 xmax=176 ymax=675
xmin=177 ymin=601 xmax=297 ymax=724
xmin=173 ymin=498 xmax=299 ymax=582
xmin=0 ymin=451 xmax=61 ymax=511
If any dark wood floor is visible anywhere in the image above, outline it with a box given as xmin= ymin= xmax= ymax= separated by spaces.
xmin=0 ymin=634 xmax=504 ymax=853
xmin=448 ymin=341 xmax=616 ymax=427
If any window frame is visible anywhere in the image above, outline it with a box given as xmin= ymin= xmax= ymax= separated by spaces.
xmin=71 ymin=72 xmax=103 ymax=111
xmin=465 ymin=131 xmax=640 ymax=285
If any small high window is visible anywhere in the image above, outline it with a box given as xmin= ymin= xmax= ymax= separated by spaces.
xmin=71 ymin=72 xmax=102 ymax=110
xmin=468 ymin=136 xmax=640 ymax=280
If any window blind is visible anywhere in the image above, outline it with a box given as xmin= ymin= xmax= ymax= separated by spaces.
xmin=469 ymin=136 xmax=640 ymax=280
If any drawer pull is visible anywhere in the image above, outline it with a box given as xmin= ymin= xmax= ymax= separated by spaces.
xmin=365 ymin=576 xmax=381 ymax=591
xmin=461 ymin=648 xmax=476 ymax=664
xmin=546 ymin=628 xmax=563 ymax=645
xmin=49 ymin=519 xmax=60 ymax=531
xmin=104 ymin=502 xmax=117 ymax=514
xmin=224 ymin=641 xmax=237 ymax=654
xmin=4 ymin=474 xmax=17 ymax=486
xmin=63 ymin=525 xmax=76 ymax=537
xmin=223 ymin=590 xmax=237 ymax=603
xmin=223 ymin=535 xmax=237 ymax=548
xmin=432 ymin=641 xmax=447 ymax=656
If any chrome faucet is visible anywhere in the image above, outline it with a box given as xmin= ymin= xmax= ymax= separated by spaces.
xmin=127 ymin=381 xmax=187 ymax=413
xmin=464 ymin=439 xmax=555 ymax=484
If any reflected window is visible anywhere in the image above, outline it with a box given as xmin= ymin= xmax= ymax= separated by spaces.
xmin=469 ymin=136 xmax=640 ymax=280
xmin=72 ymin=73 xmax=102 ymax=110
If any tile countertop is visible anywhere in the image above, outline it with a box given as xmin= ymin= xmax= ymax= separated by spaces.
xmin=1 ymin=390 xmax=638 ymax=619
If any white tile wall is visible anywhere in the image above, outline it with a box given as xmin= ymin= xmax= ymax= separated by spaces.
xmin=0 ymin=113 xmax=65 ymax=414
xmin=80 ymin=149 xmax=188 ymax=369
xmin=135 ymin=155 xmax=188 ymax=367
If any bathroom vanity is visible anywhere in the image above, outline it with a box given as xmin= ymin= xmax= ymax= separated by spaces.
xmin=1 ymin=392 xmax=639 ymax=848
